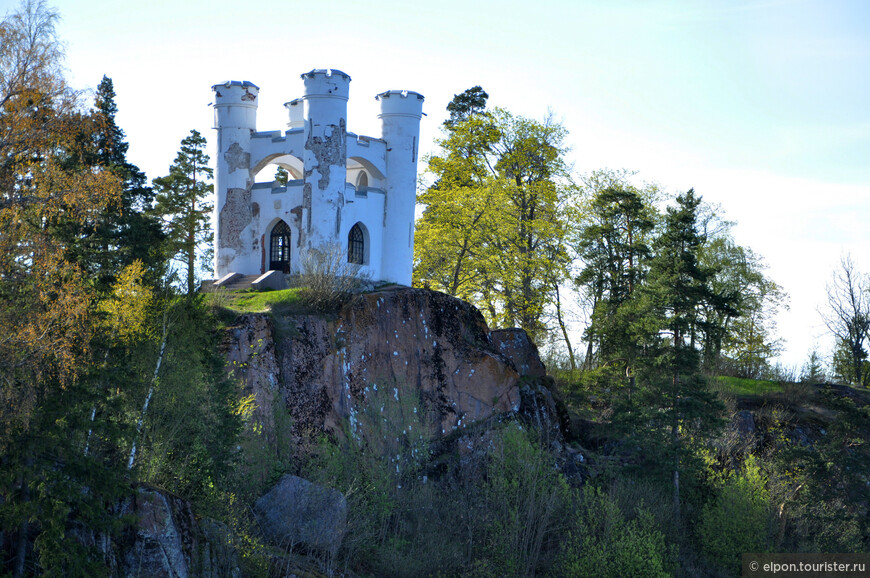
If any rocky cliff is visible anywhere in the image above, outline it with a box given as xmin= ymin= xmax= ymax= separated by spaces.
xmin=223 ymin=287 xmax=553 ymax=451
xmin=69 ymin=485 xmax=240 ymax=578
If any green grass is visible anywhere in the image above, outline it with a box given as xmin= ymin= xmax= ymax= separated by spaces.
xmin=207 ymin=288 xmax=306 ymax=316
xmin=714 ymin=376 xmax=783 ymax=397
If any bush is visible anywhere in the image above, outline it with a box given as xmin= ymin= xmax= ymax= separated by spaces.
xmin=557 ymin=485 xmax=672 ymax=578
xmin=480 ymin=423 xmax=571 ymax=576
xmin=294 ymin=243 xmax=369 ymax=312
xmin=305 ymin=382 xmax=471 ymax=575
xmin=697 ymin=455 xmax=774 ymax=574
xmin=303 ymin=387 xmax=576 ymax=576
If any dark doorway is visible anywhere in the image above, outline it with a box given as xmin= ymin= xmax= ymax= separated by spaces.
xmin=269 ymin=221 xmax=291 ymax=272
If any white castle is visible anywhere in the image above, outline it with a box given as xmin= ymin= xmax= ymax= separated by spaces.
xmin=211 ymin=69 xmax=424 ymax=286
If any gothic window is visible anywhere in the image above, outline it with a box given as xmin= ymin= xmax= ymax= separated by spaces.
xmin=269 ymin=221 xmax=291 ymax=272
xmin=348 ymin=223 xmax=365 ymax=265
xmin=356 ymin=171 xmax=368 ymax=192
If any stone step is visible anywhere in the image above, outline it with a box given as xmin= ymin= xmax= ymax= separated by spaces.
xmin=218 ymin=274 xmax=261 ymax=291
xmin=202 ymin=271 xmax=288 ymax=292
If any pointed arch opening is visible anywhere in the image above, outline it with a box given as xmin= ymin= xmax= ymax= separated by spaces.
xmin=269 ymin=220 xmax=292 ymax=272
xmin=348 ymin=222 xmax=367 ymax=265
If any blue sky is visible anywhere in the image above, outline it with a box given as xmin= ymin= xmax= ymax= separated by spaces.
xmin=19 ymin=0 xmax=870 ymax=369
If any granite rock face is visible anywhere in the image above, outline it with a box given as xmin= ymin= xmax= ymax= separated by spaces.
xmin=490 ymin=328 xmax=547 ymax=378
xmin=68 ymin=486 xmax=240 ymax=577
xmin=117 ymin=487 xmax=240 ymax=578
xmin=225 ymin=288 xmax=548 ymax=444
xmin=223 ymin=287 xmax=556 ymax=564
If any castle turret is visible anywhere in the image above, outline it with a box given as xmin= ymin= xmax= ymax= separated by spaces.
xmin=300 ymin=69 xmax=350 ymax=250
xmin=284 ymin=98 xmax=304 ymax=129
xmin=212 ymin=80 xmax=259 ymax=277
xmin=377 ymin=90 xmax=424 ymax=285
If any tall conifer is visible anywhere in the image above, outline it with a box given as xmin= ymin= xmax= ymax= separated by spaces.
xmin=153 ymin=130 xmax=214 ymax=295
xmin=623 ymin=190 xmax=728 ymax=523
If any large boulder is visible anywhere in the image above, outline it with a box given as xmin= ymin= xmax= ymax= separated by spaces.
xmin=254 ymin=474 xmax=347 ymax=556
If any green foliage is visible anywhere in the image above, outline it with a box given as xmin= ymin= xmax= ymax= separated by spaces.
xmin=697 ymin=455 xmax=774 ymax=573
xmin=800 ymin=347 xmax=827 ymax=383
xmin=821 ymin=256 xmax=870 ymax=387
xmin=153 ymin=129 xmax=214 ymax=295
xmin=415 ymin=90 xmax=574 ymax=343
xmin=557 ymin=485 xmax=671 ymax=578
xmin=306 ymin=382 xmax=435 ymax=572
xmin=610 ymin=191 xmax=727 ymax=521
xmin=303 ymin=387 xmax=575 ymax=577
xmin=479 ymin=423 xmax=570 ymax=577
xmin=773 ymin=387 xmax=870 ymax=553
xmin=445 ymin=85 xmax=489 ymax=127
xmin=274 ymin=165 xmax=290 ymax=185
xmin=573 ymin=169 xmax=658 ymax=370
xmin=702 ymin=236 xmax=786 ymax=377
xmin=133 ymin=296 xmax=242 ymax=503
xmin=55 ymin=75 xmax=165 ymax=292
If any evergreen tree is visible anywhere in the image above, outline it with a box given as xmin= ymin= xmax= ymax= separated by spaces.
xmin=623 ymin=190 xmax=728 ymax=523
xmin=274 ymin=165 xmax=290 ymax=185
xmin=574 ymin=172 xmax=658 ymax=370
xmin=445 ymin=85 xmax=489 ymax=127
xmin=92 ymin=76 xmax=165 ymax=283
xmin=153 ymin=130 xmax=214 ymax=295
xmin=54 ymin=76 xmax=164 ymax=291
xmin=0 ymin=4 xmax=131 ymax=574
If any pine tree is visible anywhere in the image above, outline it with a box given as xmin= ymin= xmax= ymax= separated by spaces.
xmin=153 ymin=130 xmax=214 ymax=295
xmin=574 ymin=175 xmax=657 ymax=369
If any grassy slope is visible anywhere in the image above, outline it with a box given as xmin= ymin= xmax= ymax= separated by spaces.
xmin=713 ymin=376 xmax=782 ymax=397
xmin=207 ymin=288 xmax=305 ymax=314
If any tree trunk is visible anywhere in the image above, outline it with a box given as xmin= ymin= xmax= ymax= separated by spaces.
xmin=13 ymin=519 xmax=27 ymax=578
xmin=13 ymin=456 xmax=32 ymax=578
xmin=672 ymin=333 xmax=681 ymax=526
xmin=672 ymin=372 xmax=681 ymax=525
xmin=553 ymin=284 xmax=576 ymax=370
xmin=128 ymin=308 xmax=170 ymax=469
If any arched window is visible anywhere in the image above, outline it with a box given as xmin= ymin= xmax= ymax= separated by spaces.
xmin=269 ymin=221 xmax=291 ymax=272
xmin=356 ymin=171 xmax=368 ymax=192
xmin=348 ymin=223 xmax=365 ymax=265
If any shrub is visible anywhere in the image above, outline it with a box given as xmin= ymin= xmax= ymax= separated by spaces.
xmin=480 ymin=423 xmax=571 ymax=576
xmin=294 ymin=242 xmax=369 ymax=312
xmin=697 ymin=455 xmax=774 ymax=574
xmin=557 ymin=485 xmax=671 ymax=578
xmin=305 ymin=382 xmax=471 ymax=575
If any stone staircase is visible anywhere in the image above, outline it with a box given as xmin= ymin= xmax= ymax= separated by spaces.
xmin=218 ymin=274 xmax=261 ymax=291
xmin=202 ymin=270 xmax=288 ymax=292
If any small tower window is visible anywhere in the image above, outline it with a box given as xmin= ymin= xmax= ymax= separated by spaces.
xmin=270 ymin=221 xmax=291 ymax=272
xmin=348 ymin=223 xmax=364 ymax=265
